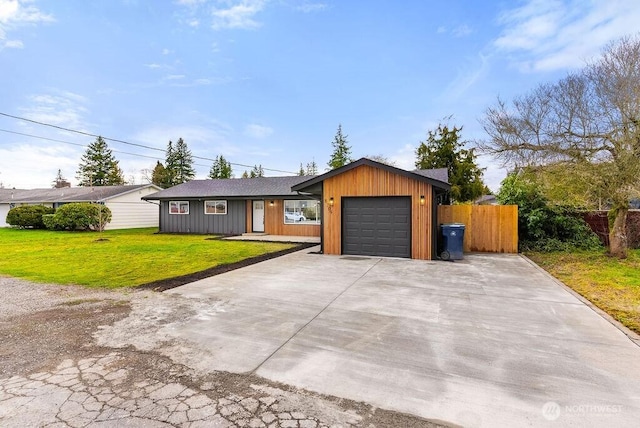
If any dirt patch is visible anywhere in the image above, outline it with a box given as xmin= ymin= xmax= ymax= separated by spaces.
xmin=0 ymin=298 xmax=130 ymax=376
xmin=137 ymin=242 xmax=317 ymax=292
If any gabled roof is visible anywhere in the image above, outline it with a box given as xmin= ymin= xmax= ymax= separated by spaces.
xmin=142 ymin=176 xmax=315 ymax=200
xmin=292 ymin=158 xmax=451 ymax=194
xmin=0 ymin=184 xmax=161 ymax=204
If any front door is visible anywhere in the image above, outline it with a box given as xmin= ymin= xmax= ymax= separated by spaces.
xmin=252 ymin=200 xmax=265 ymax=232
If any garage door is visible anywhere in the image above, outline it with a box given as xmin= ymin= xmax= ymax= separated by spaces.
xmin=342 ymin=196 xmax=411 ymax=258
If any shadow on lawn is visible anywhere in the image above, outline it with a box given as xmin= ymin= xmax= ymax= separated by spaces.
xmin=137 ymin=243 xmax=318 ymax=292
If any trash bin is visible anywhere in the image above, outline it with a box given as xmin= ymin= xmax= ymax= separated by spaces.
xmin=440 ymin=223 xmax=465 ymax=261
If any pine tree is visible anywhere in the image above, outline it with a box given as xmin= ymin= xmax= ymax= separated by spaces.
xmin=298 ymin=163 xmax=305 ymax=176
xmin=76 ymin=136 xmax=125 ymax=186
xmin=208 ymin=155 xmax=233 ymax=179
xmin=327 ymin=124 xmax=353 ymax=169
xmin=52 ymin=169 xmax=70 ymax=188
xmin=305 ymin=160 xmax=318 ymax=175
xmin=151 ymin=161 xmax=171 ymax=188
xmin=241 ymin=170 xmax=249 ymax=178
xmin=249 ymin=164 xmax=264 ymax=178
xmin=164 ymin=138 xmax=195 ymax=186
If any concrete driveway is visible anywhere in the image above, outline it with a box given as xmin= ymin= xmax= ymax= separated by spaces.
xmin=104 ymin=248 xmax=640 ymax=427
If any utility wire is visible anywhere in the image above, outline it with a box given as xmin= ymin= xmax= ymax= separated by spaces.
xmin=0 ymin=111 xmax=298 ymax=175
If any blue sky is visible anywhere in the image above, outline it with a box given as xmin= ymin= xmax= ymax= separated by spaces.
xmin=1 ymin=0 xmax=639 ymax=191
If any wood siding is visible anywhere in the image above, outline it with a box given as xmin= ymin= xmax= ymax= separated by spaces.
xmin=245 ymin=199 xmax=321 ymax=236
xmin=437 ymin=205 xmax=518 ymax=253
xmin=322 ymin=164 xmax=434 ymax=260
xmin=159 ymin=199 xmax=246 ymax=234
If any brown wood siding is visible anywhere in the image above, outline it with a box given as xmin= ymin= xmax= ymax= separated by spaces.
xmin=322 ymin=164 xmax=433 ymax=260
xmin=264 ymin=199 xmax=321 ymax=236
xmin=245 ymin=200 xmax=252 ymax=232
xmin=437 ymin=205 xmax=518 ymax=253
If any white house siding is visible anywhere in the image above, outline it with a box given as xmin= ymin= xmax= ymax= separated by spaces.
xmin=104 ymin=187 xmax=160 ymax=230
xmin=0 ymin=204 xmax=10 ymax=227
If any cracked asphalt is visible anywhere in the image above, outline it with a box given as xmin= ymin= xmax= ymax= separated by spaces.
xmin=0 ymin=277 xmax=447 ymax=428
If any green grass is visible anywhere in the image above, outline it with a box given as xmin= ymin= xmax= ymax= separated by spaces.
xmin=0 ymin=228 xmax=295 ymax=288
xmin=527 ymin=249 xmax=640 ymax=334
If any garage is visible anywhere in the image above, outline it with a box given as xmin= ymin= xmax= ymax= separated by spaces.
xmin=291 ymin=158 xmax=450 ymax=260
xmin=342 ymin=196 xmax=411 ymax=258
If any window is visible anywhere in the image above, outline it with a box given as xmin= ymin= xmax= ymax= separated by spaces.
xmin=169 ymin=201 xmax=189 ymax=214
xmin=284 ymin=200 xmax=321 ymax=224
xmin=205 ymin=200 xmax=227 ymax=215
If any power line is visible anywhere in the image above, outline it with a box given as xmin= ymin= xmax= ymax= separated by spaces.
xmin=0 ymin=111 xmax=298 ymax=175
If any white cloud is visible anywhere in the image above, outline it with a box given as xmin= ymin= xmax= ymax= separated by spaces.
xmin=161 ymin=48 xmax=171 ymax=55
xmin=389 ymin=143 xmax=416 ymax=171
xmin=144 ymin=63 xmax=163 ymax=69
xmin=436 ymin=26 xmax=446 ymax=34
xmin=0 ymin=143 xmax=81 ymax=188
xmin=19 ymin=90 xmax=90 ymax=132
xmin=244 ymin=123 xmax=273 ymax=139
xmin=494 ymin=0 xmax=640 ymax=72
xmin=295 ymin=2 xmax=327 ymax=13
xmin=3 ymin=38 xmax=21 ymax=48
xmin=453 ymin=24 xmax=472 ymax=38
xmin=0 ymin=0 xmax=54 ymax=49
xmin=444 ymin=52 xmax=490 ymax=99
xmin=165 ymin=74 xmax=185 ymax=80
xmin=211 ymin=1 xmax=266 ymax=30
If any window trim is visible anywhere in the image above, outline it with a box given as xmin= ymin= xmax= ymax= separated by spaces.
xmin=283 ymin=199 xmax=321 ymax=225
xmin=204 ymin=200 xmax=227 ymax=215
xmin=169 ymin=201 xmax=190 ymax=215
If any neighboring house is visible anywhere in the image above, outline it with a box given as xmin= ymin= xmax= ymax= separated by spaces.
xmin=474 ymin=194 xmax=498 ymax=205
xmin=144 ymin=158 xmax=450 ymax=260
xmin=0 ymin=184 xmax=162 ymax=229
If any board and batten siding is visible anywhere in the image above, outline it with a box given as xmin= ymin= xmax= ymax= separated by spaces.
xmin=322 ymin=164 xmax=434 ymax=260
xmin=160 ymin=199 xmax=246 ymax=234
xmin=244 ymin=200 xmax=321 ymax=236
xmin=105 ymin=187 xmax=161 ymax=230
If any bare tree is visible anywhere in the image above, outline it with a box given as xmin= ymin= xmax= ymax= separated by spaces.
xmin=478 ymin=35 xmax=640 ymax=258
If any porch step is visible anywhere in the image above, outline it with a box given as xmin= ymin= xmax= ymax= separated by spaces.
xmin=242 ymin=232 xmax=267 ymax=236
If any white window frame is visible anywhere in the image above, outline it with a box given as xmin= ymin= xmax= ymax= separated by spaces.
xmin=284 ymin=200 xmax=321 ymax=225
xmin=169 ymin=201 xmax=189 ymax=215
xmin=204 ymin=200 xmax=227 ymax=215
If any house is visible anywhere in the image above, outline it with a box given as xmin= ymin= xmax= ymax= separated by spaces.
xmin=474 ymin=194 xmax=498 ymax=205
xmin=0 ymin=184 xmax=162 ymax=229
xmin=144 ymin=158 xmax=450 ymax=260
xmin=142 ymin=175 xmax=321 ymax=237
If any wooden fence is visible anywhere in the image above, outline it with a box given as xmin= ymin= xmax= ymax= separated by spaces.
xmin=437 ymin=205 xmax=519 ymax=253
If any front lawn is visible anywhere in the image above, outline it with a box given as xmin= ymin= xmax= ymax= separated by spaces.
xmin=527 ymin=249 xmax=640 ymax=335
xmin=0 ymin=228 xmax=296 ymax=288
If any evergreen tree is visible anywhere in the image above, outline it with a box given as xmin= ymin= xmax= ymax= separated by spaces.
xmin=305 ymin=160 xmax=318 ymax=175
xmin=241 ymin=170 xmax=249 ymax=178
xmin=164 ymin=138 xmax=195 ymax=185
xmin=52 ymin=169 xmax=70 ymax=188
xmin=76 ymin=136 xmax=125 ymax=186
xmin=298 ymin=163 xmax=305 ymax=176
xmin=208 ymin=155 xmax=233 ymax=179
xmin=415 ymin=124 xmax=486 ymax=203
xmin=327 ymin=124 xmax=353 ymax=169
xmin=151 ymin=161 xmax=171 ymax=188
xmin=250 ymin=164 xmax=264 ymax=178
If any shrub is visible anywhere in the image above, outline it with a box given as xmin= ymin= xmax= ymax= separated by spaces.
xmin=498 ymin=172 xmax=602 ymax=252
xmin=45 ymin=203 xmax=112 ymax=231
xmin=6 ymin=205 xmax=54 ymax=229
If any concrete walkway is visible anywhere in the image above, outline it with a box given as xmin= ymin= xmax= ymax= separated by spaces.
xmin=158 ymin=249 xmax=640 ymax=427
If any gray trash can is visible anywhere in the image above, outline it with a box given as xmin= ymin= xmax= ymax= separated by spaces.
xmin=440 ymin=223 xmax=465 ymax=261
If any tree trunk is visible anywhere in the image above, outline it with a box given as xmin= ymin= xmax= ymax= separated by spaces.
xmin=609 ymin=207 xmax=628 ymax=259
